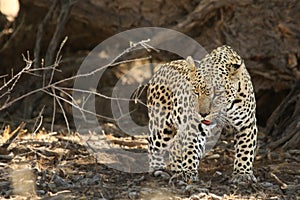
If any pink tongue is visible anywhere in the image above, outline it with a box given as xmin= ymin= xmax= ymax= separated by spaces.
xmin=201 ymin=120 xmax=211 ymax=125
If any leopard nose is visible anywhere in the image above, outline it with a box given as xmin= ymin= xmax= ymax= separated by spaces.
xmin=200 ymin=112 xmax=209 ymax=118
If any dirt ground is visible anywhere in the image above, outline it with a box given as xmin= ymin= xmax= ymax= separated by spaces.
xmin=0 ymin=123 xmax=299 ymax=200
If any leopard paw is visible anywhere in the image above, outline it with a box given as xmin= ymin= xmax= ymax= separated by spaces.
xmin=152 ymin=169 xmax=171 ymax=180
xmin=230 ymin=173 xmax=257 ymax=184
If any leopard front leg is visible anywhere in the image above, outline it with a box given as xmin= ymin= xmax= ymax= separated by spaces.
xmin=227 ymin=82 xmax=258 ymax=183
xmin=231 ymin=122 xmax=258 ymax=183
xmin=169 ymin=137 xmax=183 ymax=175
xmin=180 ymin=122 xmax=208 ymax=183
xmin=227 ymin=101 xmax=258 ymax=183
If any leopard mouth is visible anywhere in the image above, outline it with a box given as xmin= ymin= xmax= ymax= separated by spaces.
xmin=201 ymin=119 xmax=211 ymax=125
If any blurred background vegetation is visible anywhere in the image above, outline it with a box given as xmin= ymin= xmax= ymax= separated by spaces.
xmin=0 ymin=0 xmax=299 ymax=150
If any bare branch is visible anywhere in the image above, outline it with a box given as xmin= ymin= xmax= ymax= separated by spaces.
xmin=51 ymin=90 xmax=56 ymax=133
xmin=52 ymin=87 xmax=70 ymax=133
xmin=0 ymin=53 xmax=33 ymax=98
xmin=32 ymin=106 xmax=45 ymax=135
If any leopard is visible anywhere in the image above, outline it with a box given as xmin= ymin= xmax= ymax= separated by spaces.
xmin=147 ymin=45 xmax=258 ymax=184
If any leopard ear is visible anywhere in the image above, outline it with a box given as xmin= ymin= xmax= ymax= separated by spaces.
xmin=186 ymin=56 xmax=196 ymax=77
xmin=232 ymin=63 xmax=241 ymax=69
xmin=229 ymin=60 xmax=243 ymax=77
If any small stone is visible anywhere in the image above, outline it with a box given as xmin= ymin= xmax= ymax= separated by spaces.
xmin=216 ymin=171 xmax=222 ymax=175
xmin=37 ymin=190 xmax=46 ymax=195
xmin=128 ymin=191 xmax=139 ymax=199
xmin=260 ymin=181 xmax=273 ymax=188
